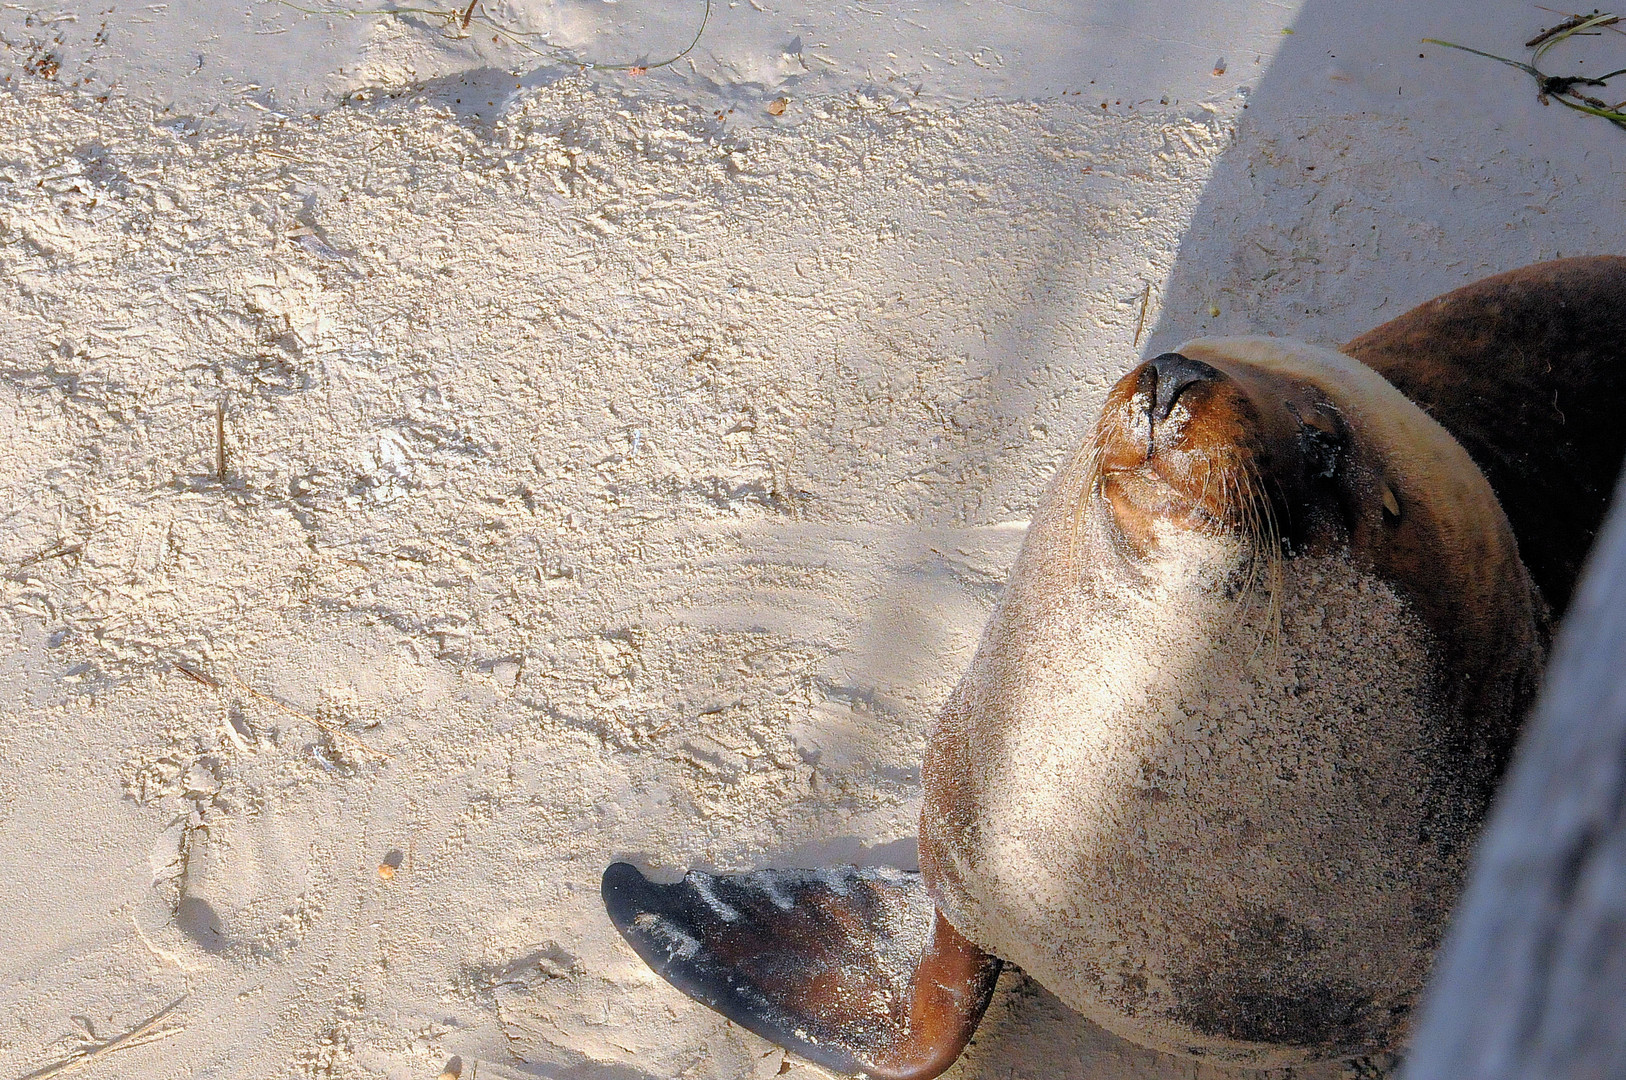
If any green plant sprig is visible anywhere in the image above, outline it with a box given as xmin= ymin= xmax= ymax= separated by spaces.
xmin=1425 ymin=10 xmax=1626 ymax=130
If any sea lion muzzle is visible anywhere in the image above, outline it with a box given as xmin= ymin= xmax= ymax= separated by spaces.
xmin=1096 ymin=351 xmax=1351 ymax=558
xmin=1141 ymin=351 xmax=1224 ymax=428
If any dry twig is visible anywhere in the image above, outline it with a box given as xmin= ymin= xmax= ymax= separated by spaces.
xmin=169 ymin=661 xmax=389 ymax=761
xmin=1133 ymin=283 xmax=1152 ymax=349
xmin=271 ymin=0 xmax=711 ymax=73
xmin=13 ymin=996 xmax=187 ymax=1080
xmin=228 ymin=675 xmax=391 ymax=761
xmin=215 ymin=400 xmax=227 ymax=482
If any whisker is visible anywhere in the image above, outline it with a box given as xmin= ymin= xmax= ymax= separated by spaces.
xmin=1243 ymin=460 xmax=1285 ymax=667
xmin=1219 ymin=455 xmax=1265 ymax=624
xmin=1068 ymin=435 xmax=1105 ymax=575
xmin=1194 ymin=450 xmax=1218 ymax=517
xmin=1216 ymin=455 xmax=1268 ymax=647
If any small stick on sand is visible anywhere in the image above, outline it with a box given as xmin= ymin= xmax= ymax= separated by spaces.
xmin=1133 ymin=283 xmax=1152 ymax=349
xmin=1527 ymin=12 xmax=1620 ymax=48
xmin=215 ymin=400 xmax=227 ymax=483
xmin=172 ymin=663 xmax=219 ymax=689
xmin=14 ymin=996 xmax=187 ymax=1080
xmin=16 ymin=541 xmax=82 ymax=567
xmin=228 ymin=675 xmax=392 ymax=761
xmin=168 ymin=661 xmax=388 ymax=761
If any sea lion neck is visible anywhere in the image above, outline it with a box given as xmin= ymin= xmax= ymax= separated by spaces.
xmin=1171 ymin=336 xmax=1545 ymax=773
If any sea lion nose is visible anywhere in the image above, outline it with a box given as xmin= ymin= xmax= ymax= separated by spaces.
xmin=1140 ymin=353 xmax=1223 ymax=425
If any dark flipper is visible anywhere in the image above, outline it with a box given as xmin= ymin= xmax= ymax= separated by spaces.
xmin=602 ymin=862 xmax=1002 ymax=1080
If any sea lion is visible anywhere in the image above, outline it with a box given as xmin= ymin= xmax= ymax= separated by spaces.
xmin=921 ymin=336 xmax=1543 ymax=1064
xmin=602 ymin=257 xmax=1626 ymax=1078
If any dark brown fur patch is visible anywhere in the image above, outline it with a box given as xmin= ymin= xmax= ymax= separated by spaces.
xmin=1345 ymin=256 xmax=1626 ymax=619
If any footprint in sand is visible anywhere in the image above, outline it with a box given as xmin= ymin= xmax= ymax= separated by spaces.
xmin=137 ymin=777 xmax=327 ymax=964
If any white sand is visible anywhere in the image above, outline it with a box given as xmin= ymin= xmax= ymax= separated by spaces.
xmin=1 ymin=2 xmax=1624 ymax=1078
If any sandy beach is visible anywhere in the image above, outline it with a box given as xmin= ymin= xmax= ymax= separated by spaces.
xmin=1 ymin=2 xmax=1623 ymax=1078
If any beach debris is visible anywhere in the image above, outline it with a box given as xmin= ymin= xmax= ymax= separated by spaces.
xmin=16 ymin=996 xmax=187 ymax=1080
xmin=378 ymin=850 xmax=404 ymax=880
xmin=270 ymin=0 xmax=712 ymax=74
xmin=215 ymin=400 xmax=228 ymax=483
xmin=1528 ymin=9 xmax=1619 ymax=47
xmin=767 ymin=97 xmax=788 ymax=116
xmin=168 ymin=663 xmax=389 ymax=763
xmin=1426 ymin=11 xmax=1626 ymax=129
xmin=1213 ymin=56 xmax=1227 ymax=76
xmin=1133 ymin=282 xmax=1153 ymax=348
xmin=173 ymin=663 xmax=219 ymax=688
xmin=15 ymin=540 xmax=82 ymax=568
xmin=437 ymin=1056 xmax=463 ymax=1080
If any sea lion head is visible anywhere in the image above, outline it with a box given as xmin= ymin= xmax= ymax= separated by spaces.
xmin=1082 ymin=337 xmax=1542 ymax=667
xmin=921 ymin=337 xmax=1546 ymax=1065
xmin=1092 ymin=348 xmax=1351 ymax=562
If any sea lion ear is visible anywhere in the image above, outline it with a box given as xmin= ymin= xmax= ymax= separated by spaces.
xmin=602 ymin=862 xmax=1002 ymax=1080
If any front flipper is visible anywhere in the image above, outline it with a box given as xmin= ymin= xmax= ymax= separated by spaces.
xmin=602 ymin=862 xmax=1002 ymax=1080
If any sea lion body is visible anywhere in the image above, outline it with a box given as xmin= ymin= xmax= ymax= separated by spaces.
xmin=606 ymin=258 xmax=1626 ymax=1079
xmin=921 ymin=338 xmax=1545 ymax=1064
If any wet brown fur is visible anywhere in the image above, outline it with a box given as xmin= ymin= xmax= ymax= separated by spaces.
xmin=1343 ymin=256 xmax=1626 ymax=619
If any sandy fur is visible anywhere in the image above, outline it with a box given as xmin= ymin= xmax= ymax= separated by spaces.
xmin=930 ymin=527 xmax=1452 ymax=1064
